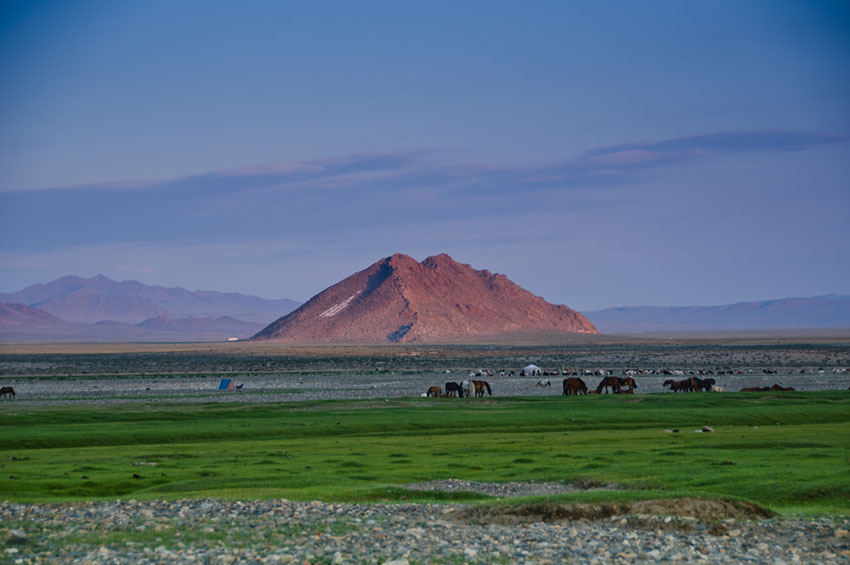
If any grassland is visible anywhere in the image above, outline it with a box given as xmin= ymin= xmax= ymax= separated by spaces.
xmin=2 ymin=391 xmax=848 ymax=516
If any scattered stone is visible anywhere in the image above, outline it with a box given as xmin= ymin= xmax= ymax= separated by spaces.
xmin=2 ymin=497 xmax=842 ymax=564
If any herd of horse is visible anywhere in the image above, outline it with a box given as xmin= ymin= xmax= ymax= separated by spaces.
xmin=426 ymin=379 xmax=492 ymax=398
xmin=1 ymin=376 xmax=824 ymax=403
xmin=425 ymin=376 xmax=643 ymax=398
xmin=662 ymin=377 xmax=717 ymax=392
xmin=425 ymin=375 xmax=812 ymax=398
xmin=560 ymin=376 xmax=637 ymax=395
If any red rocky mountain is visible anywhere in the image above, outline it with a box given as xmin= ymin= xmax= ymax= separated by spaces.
xmin=252 ymin=253 xmax=598 ymax=343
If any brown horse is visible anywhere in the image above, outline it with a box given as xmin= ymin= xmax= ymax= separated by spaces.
xmin=0 ymin=386 xmax=15 ymax=399
xmin=686 ymin=376 xmax=716 ymax=391
xmin=562 ymin=377 xmax=587 ymax=396
xmin=595 ymin=376 xmax=621 ymax=394
xmin=663 ymin=379 xmax=692 ymax=392
xmin=471 ymin=380 xmax=492 ymax=397
xmin=426 ymin=386 xmax=441 ymax=397
xmin=617 ymin=377 xmax=637 ymax=393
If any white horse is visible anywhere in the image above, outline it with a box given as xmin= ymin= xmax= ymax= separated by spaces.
xmin=461 ymin=380 xmax=473 ymax=398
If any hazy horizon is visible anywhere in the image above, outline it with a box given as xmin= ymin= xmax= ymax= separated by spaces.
xmin=2 ymin=269 xmax=848 ymax=314
xmin=2 ymin=1 xmax=848 ymax=311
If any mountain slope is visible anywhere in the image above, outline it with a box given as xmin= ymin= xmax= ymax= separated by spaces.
xmin=0 ymin=303 xmax=265 ymax=342
xmin=252 ymin=253 xmax=597 ymax=343
xmin=0 ymin=303 xmax=72 ymax=328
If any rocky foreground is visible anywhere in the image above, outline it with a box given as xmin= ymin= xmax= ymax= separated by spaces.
xmin=3 ymin=487 xmax=849 ymax=564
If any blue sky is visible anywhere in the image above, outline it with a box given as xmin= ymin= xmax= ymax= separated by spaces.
xmin=1 ymin=0 xmax=848 ymax=311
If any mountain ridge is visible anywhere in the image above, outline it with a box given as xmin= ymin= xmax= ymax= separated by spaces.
xmin=2 ymin=270 xmax=847 ymax=342
xmin=583 ymin=295 xmax=850 ymax=333
xmin=0 ymin=274 xmax=299 ymax=324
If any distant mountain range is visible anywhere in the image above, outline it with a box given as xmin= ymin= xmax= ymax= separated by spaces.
xmin=0 ymin=275 xmax=299 ymax=324
xmin=1 ymin=271 xmax=848 ymax=343
xmin=582 ymin=295 xmax=850 ymax=334
xmin=0 ymin=275 xmax=300 ymax=342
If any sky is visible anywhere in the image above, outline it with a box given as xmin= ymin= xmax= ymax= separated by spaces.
xmin=1 ymin=0 xmax=849 ymax=311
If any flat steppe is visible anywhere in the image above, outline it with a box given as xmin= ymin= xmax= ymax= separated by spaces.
xmin=2 ymin=336 xmax=849 ymax=563
xmin=2 ymin=334 xmax=848 ymax=404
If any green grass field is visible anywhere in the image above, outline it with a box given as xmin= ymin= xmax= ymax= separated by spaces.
xmin=1 ymin=391 xmax=848 ymax=516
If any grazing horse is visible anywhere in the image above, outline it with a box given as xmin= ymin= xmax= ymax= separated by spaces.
xmin=471 ymin=380 xmax=492 ymax=397
xmin=595 ymin=376 xmax=621 ymax=394
xmin=663 ymin=379 xmax=692 ymax=392
xmin=444 ymin=382 xmax=463 ymax=397
xmin=686 ymin=376 xmax=710 ymax=392
xmin=562 ymin=377 xmax=587 ymax=396
xmin=426 ymin=386 xmax=441 ymax=397
xmin=461 ymin=380 xmax=473 ymax=398
xmin=0 ymin=386 xmax=15 ymax=399
xmin=536 ymin=379 xmax=551 ymax=387
xmin=617 ymin=377 xmax=637 ymax=393
xmin=698 ymin=378 xmax=715 ymax=391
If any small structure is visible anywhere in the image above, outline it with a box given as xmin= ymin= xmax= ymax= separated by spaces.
xmin=521 ymin=364 xmax=542 ymax=376
xmin=218 ymin=378 xmax=234 ymax=391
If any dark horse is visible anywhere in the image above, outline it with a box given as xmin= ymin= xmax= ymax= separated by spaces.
xmin=617 ymin=377 xmax=637 ymax=393
xmin=595 ymin=376 xmax=621 ymax=394
xmin=0 ymin=386 xmax=15 ymax=399
xmin=663 ymin=379 xmax=692 ymax=392
xmin=444 ymin=382 xmax=463 ymax=397
xmin=562 ymin=377 xmax=587 ymax=396
xmin=697 ymin=377 xmax=715 ymax=391
xmin=471 ymin=379 xmax=492 ymax=397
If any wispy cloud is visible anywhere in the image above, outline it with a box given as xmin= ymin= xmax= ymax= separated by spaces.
xmin=0 ymin=130 xmax=842 ymax=256
xmin=580 ymin=131 xmax=844 ymax=171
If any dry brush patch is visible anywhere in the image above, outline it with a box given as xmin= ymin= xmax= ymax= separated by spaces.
xmin=454 ymin=497 xmax=775 ymax=525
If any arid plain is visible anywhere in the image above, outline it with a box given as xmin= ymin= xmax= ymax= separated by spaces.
xmin=1 ymin=334 xmax=849 ymax=404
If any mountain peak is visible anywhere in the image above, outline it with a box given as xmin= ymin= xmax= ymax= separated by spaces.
xmin=387 ymin=252 xmax=420 ymax=269
xmin=252 ymin=253 xmax=597 ymax=343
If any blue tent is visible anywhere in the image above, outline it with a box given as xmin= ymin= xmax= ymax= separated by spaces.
xmin=218 ymin=378 xmax=233 ymax=391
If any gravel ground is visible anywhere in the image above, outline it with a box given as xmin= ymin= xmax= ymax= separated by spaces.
xmin=2 ymin=496 xmax=849 ymax=564
xmin=2 ymin=371 xmax=848 ymax=406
